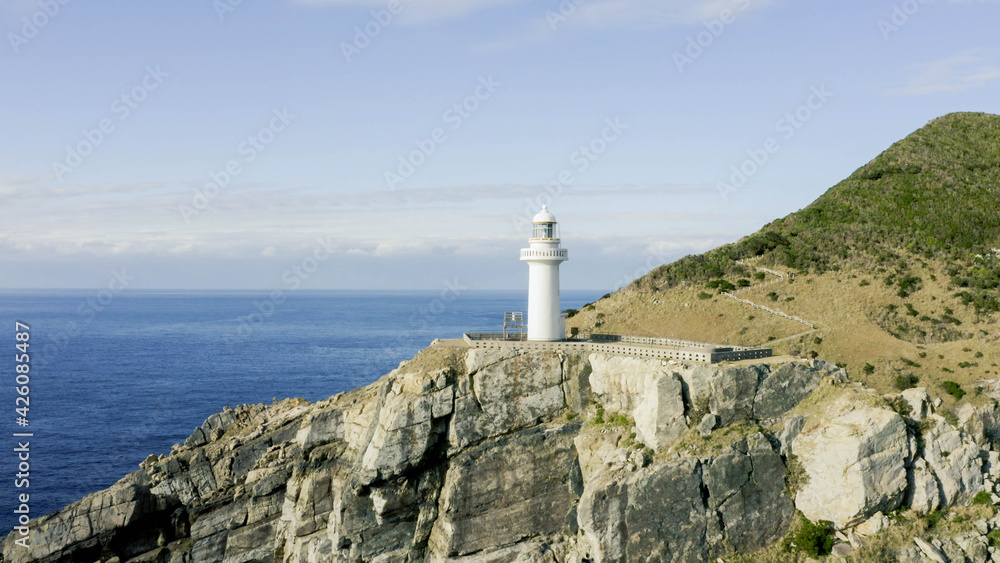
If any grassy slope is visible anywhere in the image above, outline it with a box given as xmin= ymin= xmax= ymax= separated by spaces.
xmin=568 ymin=112 xmax=1000 ymax=403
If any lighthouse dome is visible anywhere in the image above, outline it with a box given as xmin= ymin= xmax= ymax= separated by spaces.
xmin=533 ymin=205 xmax=556 ymax=223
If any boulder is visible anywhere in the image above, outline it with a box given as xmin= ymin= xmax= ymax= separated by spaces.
xmin=920 ymin=416 xmax=985 ymax=507
xmin=779 ymin=415 xmax=807 ymax=457
xmin=753 ymin=362 xmax=821 ymax=421
xmin=794 ymin=403 xmax=910 ymax=528
xmin=697 ymin=413 xmax=717 ymax=437
xmin=709 ymin=365 xmax=763 ymax=426
xmin=900 ymin=387 xmax=931 ymax=419
xmin=633 ymin=372 xmax=687 ymax=449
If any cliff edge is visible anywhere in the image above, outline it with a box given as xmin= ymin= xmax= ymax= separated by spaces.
xmin=6 ymin=342 xmax=1000 ymax=562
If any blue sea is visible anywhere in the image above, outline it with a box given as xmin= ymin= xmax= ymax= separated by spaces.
xmin=0 ymin=289 xmax=603 ymax=532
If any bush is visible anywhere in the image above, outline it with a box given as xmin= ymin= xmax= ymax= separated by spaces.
xmin=707 ymin=279 xmax=736 ymax=292
xmin=941 ymin=381 xmax=966 ymax=400
xmin=863 ymin=363 xmax=876 ymax=375
xmin=793 ymin=517 xmax=834 ymax=557
xmin=973 ymin=491 xmax=992 ymax=505
xmin=785 ymin=455 xmax=808 ymax=494
xmin=768 ymin=292 xmax=779 ymax=302
xmin=563 ymin=309 xmax=578 ymax=319
xmin=737 ymin=278 xmax=751 ymax=287
xmin=895 ymin=374 xmax=920 ymax=391
xmin=942 ymin=410 xmax=960 ymax=426
xmin=697 ymin=292 xmax=712 ymax=300
xmin=926 ymin=510 xmax=946 ymax=529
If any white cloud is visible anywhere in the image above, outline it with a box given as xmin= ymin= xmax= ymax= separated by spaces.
xmin=567 ymin=0 xmax=762 ymax=29
xmin=887 ymin=52 xmax=1000 ymax=96
xmin=297 ymin=0 xmax=769 ymax=28
xmin=295 ymin=0 xmax=521 ymax=24
xmin=473 ymin=0 xmax=771 ymax=53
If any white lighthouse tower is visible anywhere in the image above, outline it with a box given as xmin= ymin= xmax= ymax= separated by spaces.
xmin=520 ymin=205 xmax=569 ymax=341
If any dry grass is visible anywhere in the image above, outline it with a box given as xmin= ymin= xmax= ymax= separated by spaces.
xmin=569 ymin=260 xmax=1000 ymax=406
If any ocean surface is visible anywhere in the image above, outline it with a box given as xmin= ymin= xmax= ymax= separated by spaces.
xmin=0 ymin=289 xmax=604 ymax=532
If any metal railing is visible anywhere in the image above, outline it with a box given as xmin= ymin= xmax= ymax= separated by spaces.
xmin=465 ymin=332 xmax=528 ymax=342
xmin=519 ymin=249 xmax=568 ymax=260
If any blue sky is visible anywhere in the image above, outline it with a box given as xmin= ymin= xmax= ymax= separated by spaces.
xmin=2 ymin=0 xmax=999 ymax=290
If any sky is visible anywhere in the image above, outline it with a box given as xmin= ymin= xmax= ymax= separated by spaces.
xmin=1 ymin=0 xmax=999 ymax=291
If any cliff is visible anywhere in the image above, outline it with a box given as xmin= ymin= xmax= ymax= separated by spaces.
xmin=7 ymin=340 xmax=1000 ymax=562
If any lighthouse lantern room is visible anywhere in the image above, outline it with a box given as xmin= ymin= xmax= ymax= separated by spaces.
xmin=520 ymin=205 xmax=569 ymax=341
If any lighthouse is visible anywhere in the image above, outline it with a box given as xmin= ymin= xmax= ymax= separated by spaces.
xmin=520 ymin=205 xmax=569 ymax=341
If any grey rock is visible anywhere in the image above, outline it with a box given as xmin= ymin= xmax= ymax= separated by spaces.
xmin=914 ymin=536 xmax=947 ymax=563
xmin=0 ymin=348 xmax=834 ymax=563
xmin=753 ymin=362 xmax=821 ymax=421
xmin=831 ymin=542 xmax=853 ymax=558
xmin=793 ymin=399 xmax=910 ymax=528
xmin=710 ymin=365 xmax=764 ymax=426
xmin=428 ymin=422 xmax=581 ymax=558
xmin=901 ymin=387 xmax=932 ymax=419
xmin=697 ymin=413 xmax=717 ymax=437
xmin=779 ymin=414 xmax=807 ymax=457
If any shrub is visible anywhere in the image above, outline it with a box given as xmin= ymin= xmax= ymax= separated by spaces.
xmin=859 ymin=279 xmax=870 ymax=287
xmin=926 ymin=510 xmax=945 ymax=529
xmin=768 ymin=292 xmax=779 ymax=302
xmin=973 ymin=491 xmax=992 ymax=505
xmin=737 ymin=278 xmax=751 ymax=287
xmin=754 ymin=272 xmax=766 ymax=280
xmin=863 ymin=363 xmax=876 ymax=375
xmin=563 ymin=309 xmax=579 ymax=318
xmin=697 ymin=292 xmax=712 ymax=300
xmin=813 ymin=337 xmax=823 ymax=345
xmin=785 ymin=455 xmax=808 ymax=494
xmin=895 ymin=374 xmax=920 ymax=391
xmin=707 ymin=279 xmax=736 ymax=292
xmin=942 ymin=410 xmax=960 ymax=426
xmin=941 ymin=381 xmax=966 ymax=400
xmin=793 ymin=517 xmax=834 ymax=557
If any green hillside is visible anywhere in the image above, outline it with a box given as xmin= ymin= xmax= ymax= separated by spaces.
xmin=569 ymin=112 xmax=1000 ymax=399
xmin=634 ymin=112 xmax=1000 ymax=313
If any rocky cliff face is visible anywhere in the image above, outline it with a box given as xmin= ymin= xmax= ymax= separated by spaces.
xmin=5 ymin=343 xmax=1000 ymax=562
